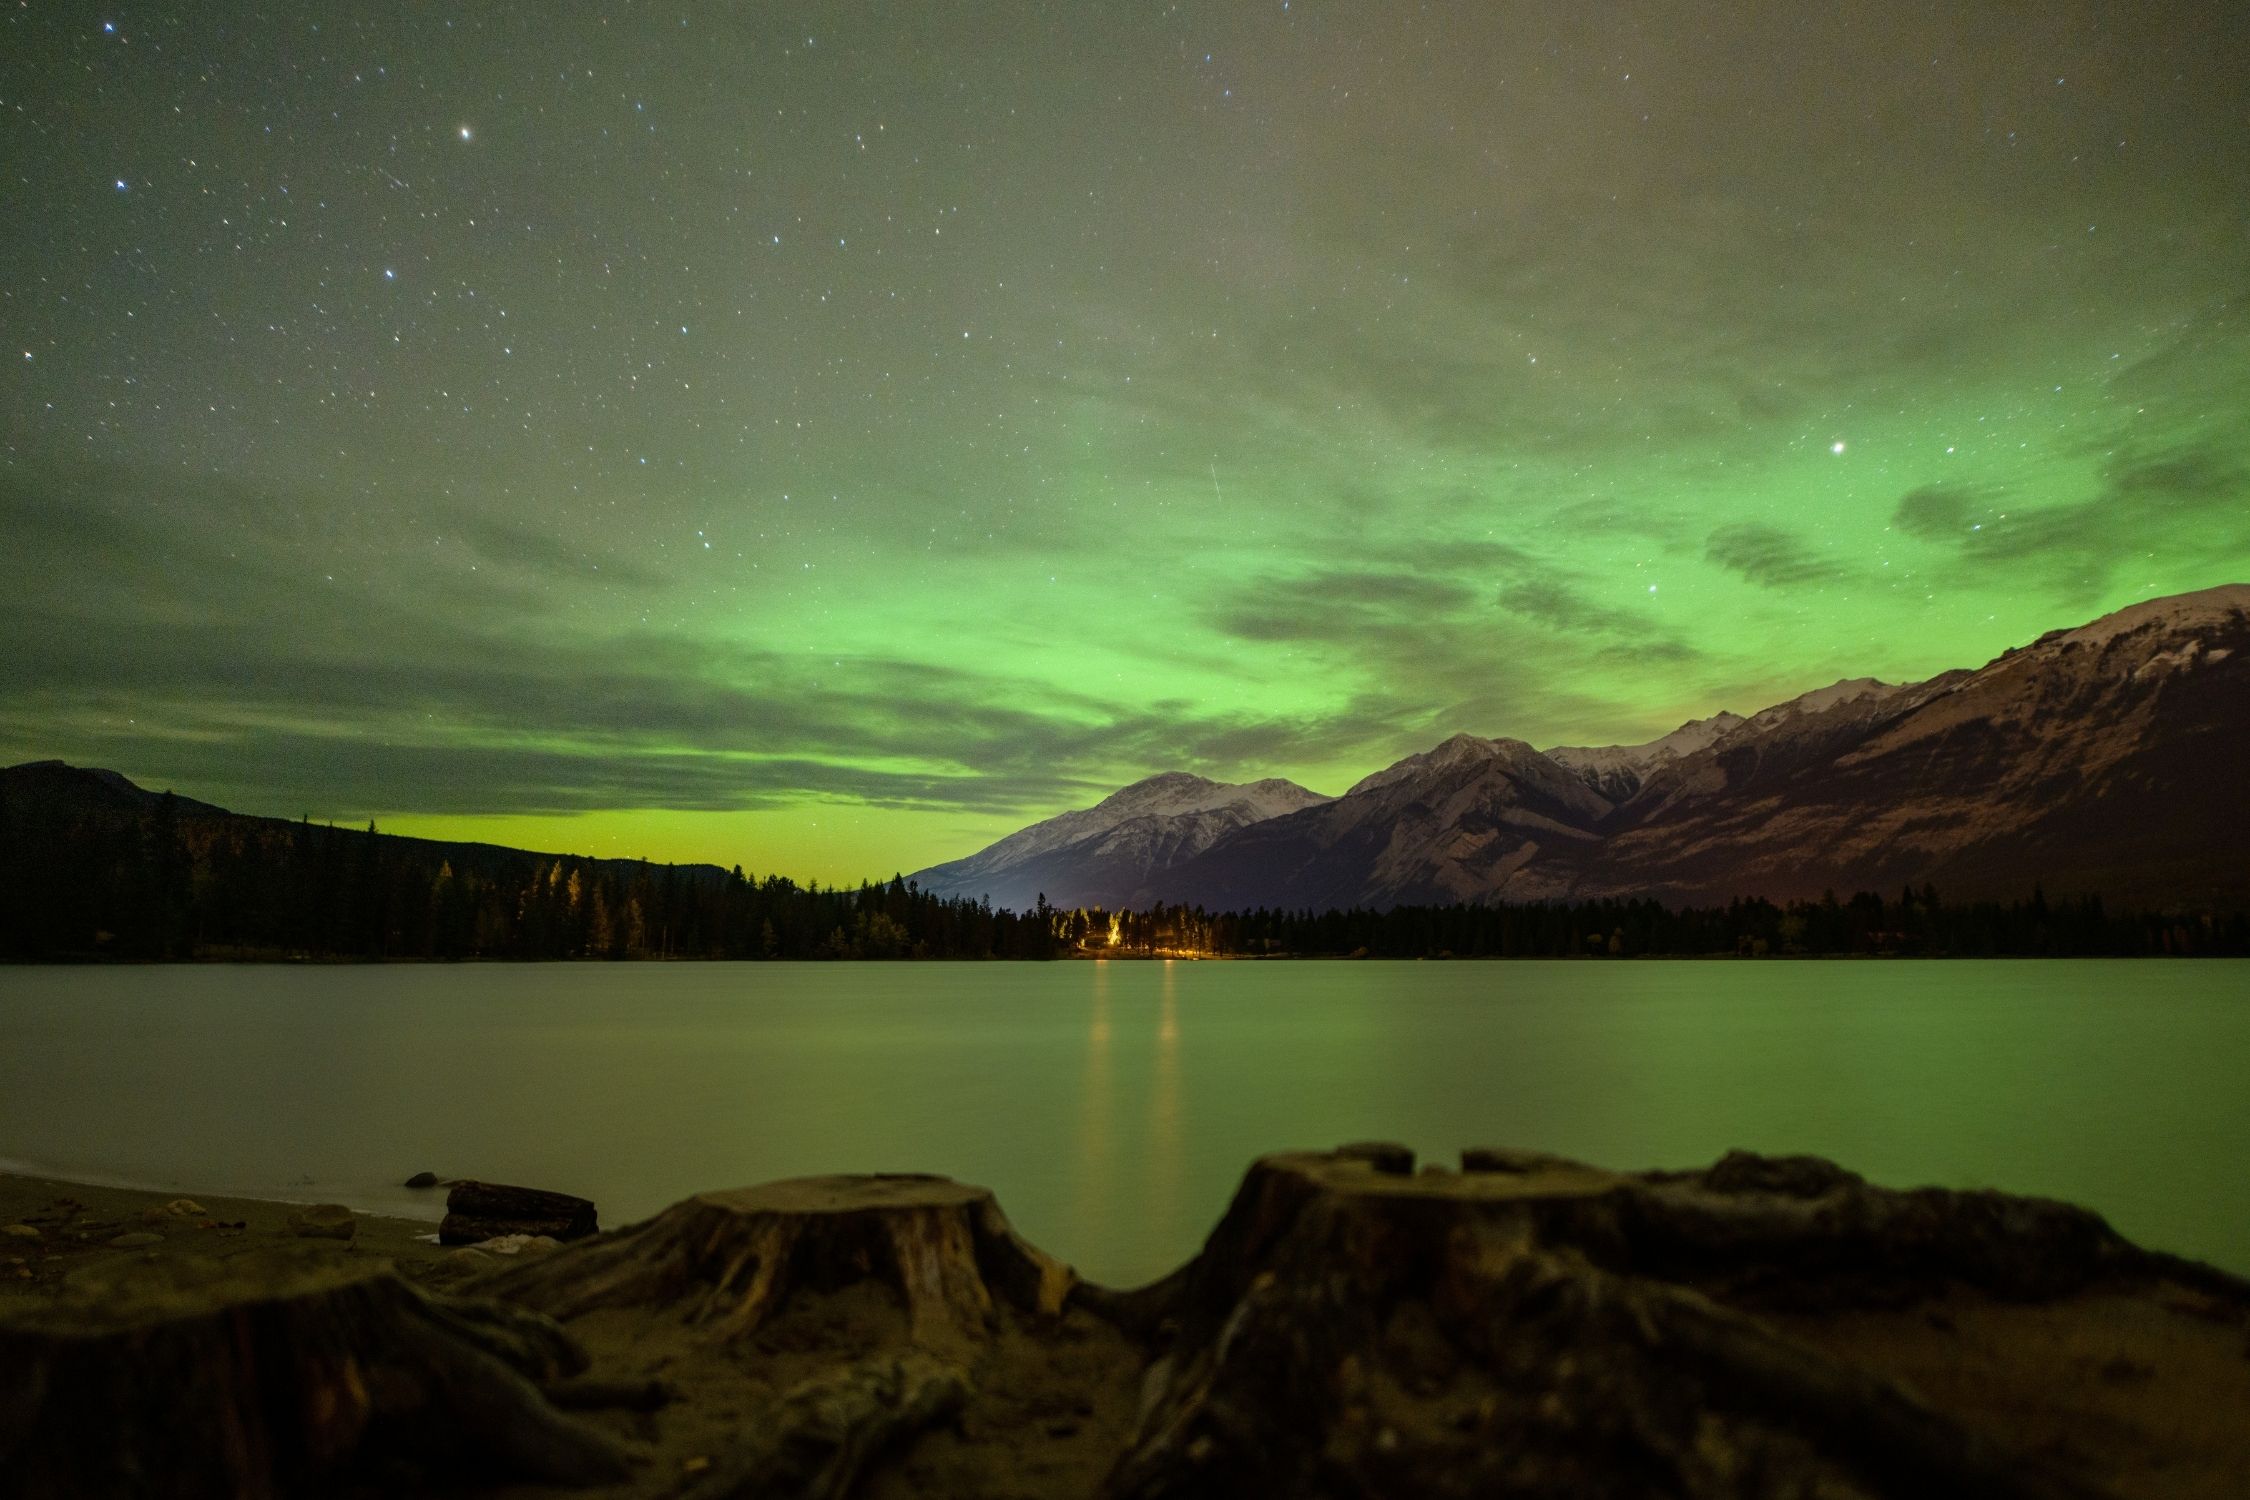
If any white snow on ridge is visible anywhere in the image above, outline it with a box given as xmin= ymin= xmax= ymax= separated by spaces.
xmin=2055 ymin=583 xmax=2250 ymax=649
xmin=1738 ymin=677 xmax=1906 ymax=731
xmin=1093 ymin=771 xmax=1329 ymax=822
xmin=918 ymin=583 xmax=2250 ymax=902
xmin=929 ymin=772 xmax=1330 ymax=876
xmin=1346 ymin=733 xmax=1543 ymax=796
xmin=1546 ymin=711 xmax=1746 ymax=779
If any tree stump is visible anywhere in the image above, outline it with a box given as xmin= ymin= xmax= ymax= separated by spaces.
xmin=1102 ymin=1148 xmax=2135 ymax=1500
xmin=0 ymin=1246 xmax=633 ymax=1500
xmin=440 ymin=1179 xmax=599 ymax=1245
xmin=489 ymin=1174 xmax=1074 ymax=1356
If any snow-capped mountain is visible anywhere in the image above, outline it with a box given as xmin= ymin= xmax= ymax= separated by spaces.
xmin=1588 ymin=582 xmax=2250 ymax=908
xmin=1545 ymin=712 xmax=1747 ymax=802
xmin=906 ymin=772 xmax=1330 ymax=912
xmin=926 ymin=585 xmax=2249 ymax=913
xmin=1143 ymin=735 xmax=1611 ymax=912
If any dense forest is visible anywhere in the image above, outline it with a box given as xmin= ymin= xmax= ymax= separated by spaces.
xmin=3 ymin=764 xmax=2244 ymax=961
xmin=0 ymin=777 xmax=1054 ymax=961
xmin=1067 ymin=890 xmax=2250 ymax=960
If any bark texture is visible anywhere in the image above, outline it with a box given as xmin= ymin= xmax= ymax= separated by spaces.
xmin=0 ymin=1246 xmax=632 ymax=1500
xmin=488 ymin=1173 xmax=1074 ymax=1356
xmin=1097 ymin=1147 xmax=2190 ymax=1500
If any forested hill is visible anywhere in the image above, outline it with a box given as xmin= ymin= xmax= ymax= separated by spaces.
xmin=0 ymin=761 xmax=1057 ymax=960
xmin=4 ymin=762 xmax=2241 ymax=962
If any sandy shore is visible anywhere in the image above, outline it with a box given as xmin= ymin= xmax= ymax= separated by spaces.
xmin=0 ymin=1169 xmax=454 ymax=1286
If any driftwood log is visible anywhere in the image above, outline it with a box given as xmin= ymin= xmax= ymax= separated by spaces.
xmin=1094 ymin=1147 xmax=2170 ymax=1500
xmin=489 ymin=1173 xmax=1072 ymax=1356
xmin=441 ymin=1179 xmax=599 ymax=1245
xmin=0 ymin=1246 xmax=632 ymax=1500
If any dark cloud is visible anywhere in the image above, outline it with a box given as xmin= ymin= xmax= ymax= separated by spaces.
xmin=2108 ymin=446 xmax=2244 ymax=507
xmin=1703 ymin=523 xmax=1846 ymax=589
xmin=1209 ymin=569 xmax=1477 ymax=642
xmin=4 ymin=471 xmax=1466 ymax=820
xmin=1891 ymin=484 xmax=1990 ymax=541
xmin=1884 ymin=436 xmax=2250 ymax=612
xmin=1497 ymin=579 xmax=1643 ymax=636
xmin=1595 ymin=639 xmax=1701 ymax=667
xmin=450 ymin=517 xmax=674 ymax=590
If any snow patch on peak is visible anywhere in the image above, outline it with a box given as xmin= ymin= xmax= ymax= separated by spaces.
xmin=1093 ymin=772 xmax=1327 ymax=821
xmin=1095 ymin=772 xmax=1223 ymax=811
xmin=907 ymin=771 xmax=1329 ymax=906
xmin=1741 ymin=677 xmax=1905 ymax=732
xmin=1426 ymin=732 xmax=1513 ymax=769
xmin=2055 ymin=583 xmax=2250 ymax=649
xmin=1547 ymin=711 xmax=1747 ymax=778
xmin=1347 ymin=734 xmax=1540 ymax=796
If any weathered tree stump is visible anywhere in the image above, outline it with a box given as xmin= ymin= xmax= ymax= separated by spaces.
xmin=1457 ymin=1144 xmax=2242 ymax=1311
xmin=678 ymin=1353 xmax=969 ymax=1500
xmin=441 ymin=1179 xmax=598 ymax=1245
xmin=0 ymin=1246 xmax=633 ymax=1500
xmin=1101 ymin=1148 xmax=2143 ymax=1499
xmin=489 ymin=1173 xmax=1073 ymax=1356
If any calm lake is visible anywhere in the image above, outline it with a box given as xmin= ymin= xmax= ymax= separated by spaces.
xmin=2 ymin=960 xmax=2245 ymax=1284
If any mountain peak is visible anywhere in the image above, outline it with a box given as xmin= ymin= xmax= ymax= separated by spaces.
xmin=2053 ymin=583 xmax=2250 ymax=650
xmin=907 ymin=771 xmax=1327 ymax=911
xmin=912 ymin=582 xmax=2247 ymax=914
xmin=1346 ymin=733 xmax=1544 ymax=797
xmin=1545 ymin=712 xmax=1749 ymax=801
xmin=1095 ymin=772 xmax=1222 ymax=809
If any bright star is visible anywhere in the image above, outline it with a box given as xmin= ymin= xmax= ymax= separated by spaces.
xmin=458 ymin=125 xmax=473 ymax=141
xmin=1830 ymin=440 xmax=1846 ymax=454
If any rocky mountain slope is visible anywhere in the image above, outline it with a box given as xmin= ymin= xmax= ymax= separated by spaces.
xmin=933 ymin=585 xmax=2249 ymax=913
xmin=1585 ymin=586 xmax=2250 ymax=909
xmin=905 ymin=772 xmax=1329 ymax=912
xmin=1544 ymin=711 xmax=1746 ymax=802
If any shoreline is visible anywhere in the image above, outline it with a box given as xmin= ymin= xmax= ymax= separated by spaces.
xmin=0 ymin=1159 xmax=447 ymax=1226
xmin=0 ymin=1168 xmax=457 ymax=1285
xmin=9 ymin=950 xmax=2244 ymax=965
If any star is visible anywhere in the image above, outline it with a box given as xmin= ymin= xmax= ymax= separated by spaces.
xmin=1830 ymin=441 xmax=1847 ymax=454
xmin=458 ymin=125 xmax=473 ymax=141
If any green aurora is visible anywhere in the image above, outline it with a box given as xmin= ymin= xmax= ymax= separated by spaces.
xmin=3 ymin=4 xmax=2246 ymax=882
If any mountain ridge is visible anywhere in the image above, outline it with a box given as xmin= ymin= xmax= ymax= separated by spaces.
xmin=913 ymin=584 xmax=2250 ymax=913
xmin=902 ymin=771 xmax=1331 ymax=912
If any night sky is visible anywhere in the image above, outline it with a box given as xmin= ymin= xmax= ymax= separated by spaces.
xmin=5 ymin=4 xmax=2246 ymax=881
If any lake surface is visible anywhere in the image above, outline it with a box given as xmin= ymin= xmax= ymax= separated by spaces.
xmin=1 ymin=960 xmax=2245 ymax=1284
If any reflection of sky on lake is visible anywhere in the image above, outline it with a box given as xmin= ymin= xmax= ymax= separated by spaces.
xmin=1 ymin=961 xmax=2246 ymax=1286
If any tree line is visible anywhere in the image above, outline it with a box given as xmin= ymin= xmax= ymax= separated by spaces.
xmin=2 ymin=784 xmax=2242 ymax=960
xmin=1058 ymin=886 xmax=2249 ymax=959
xmin=0 ymin=789 xmax=1055 ymax=961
